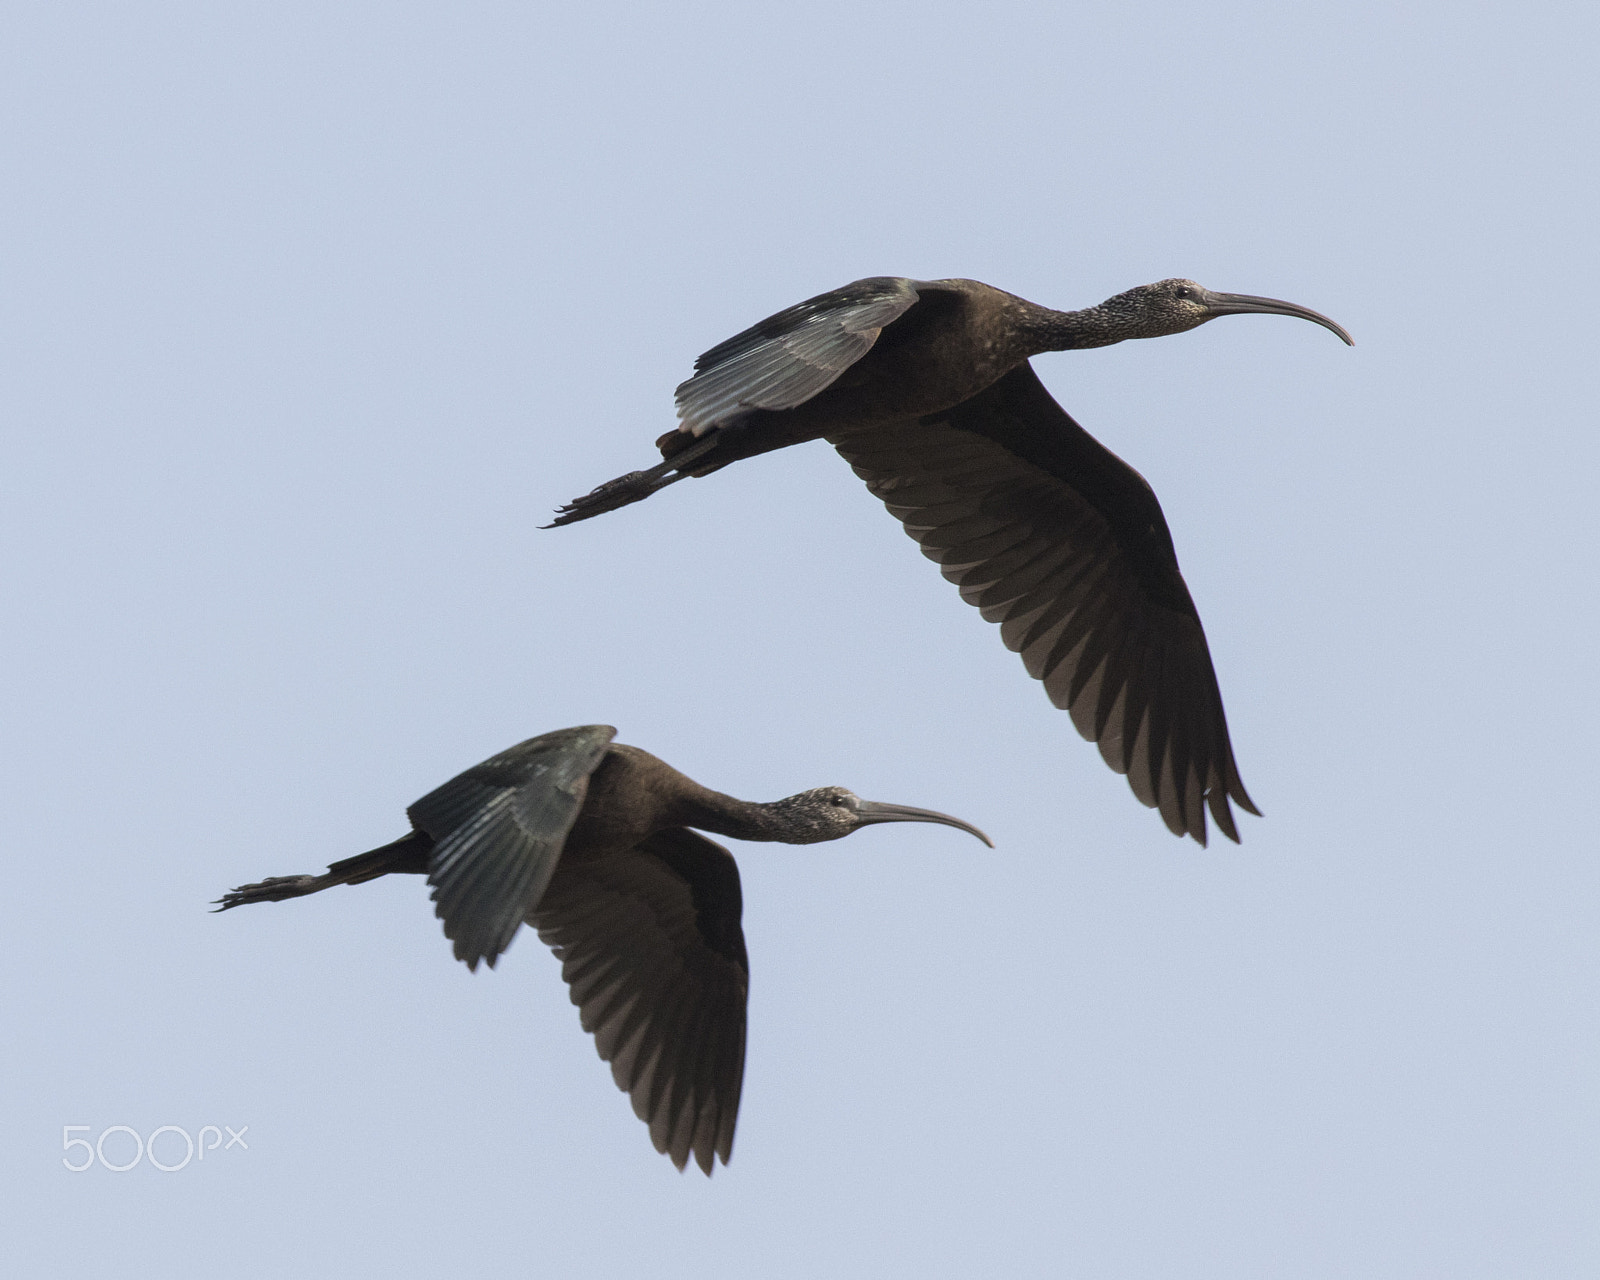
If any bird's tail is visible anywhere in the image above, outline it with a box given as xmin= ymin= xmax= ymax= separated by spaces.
xmin=213 ymin=832 xmax=431 ymax=911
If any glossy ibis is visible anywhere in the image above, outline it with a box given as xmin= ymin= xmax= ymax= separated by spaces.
xmin=216 ymin=725 xmax=990 ymax=1174
xmin=550 ymin=277 xmax=1351 ymax=845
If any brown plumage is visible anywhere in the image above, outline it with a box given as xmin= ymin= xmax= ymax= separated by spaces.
xmin=215 ymin=725 xmax=990 ymax=1175
xmin=551 ymin=277 xmax=1352 ymax=844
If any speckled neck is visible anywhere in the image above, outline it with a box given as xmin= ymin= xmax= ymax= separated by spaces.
xmin=1020 ymin=303 xmax=1142 ymax=353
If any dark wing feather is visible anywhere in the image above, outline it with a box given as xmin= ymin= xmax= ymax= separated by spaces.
xmin=832 ymin=364 xmax=1257 ymax=846
xmin=408 ymin=725 xmax=617 ymax=970
xmin=531 ymin=828 xmax=749 ymax=1175
xmin=674 ymin=277 xmax=923 ymax=435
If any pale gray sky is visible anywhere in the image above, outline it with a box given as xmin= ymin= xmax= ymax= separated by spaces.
xmin=4 ymin=2 xmax=1597 ymax=1276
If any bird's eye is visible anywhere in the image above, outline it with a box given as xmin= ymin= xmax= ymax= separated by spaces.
xmin=831 ymin=794 xmax=849 ymax=806
xmin=1174 ymin=287 xmax=1193 ymax=299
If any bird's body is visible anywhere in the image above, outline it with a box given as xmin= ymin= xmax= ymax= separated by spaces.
xmin=216 ymin=725 xmax=989 ymax=1175
xmin=664 ymin=279 xmax=1036 ymax=464
xmin=558 ymin=743 xmax=706 ymax=860
xmin=552 ymin=276 xmax=1351 ymax=845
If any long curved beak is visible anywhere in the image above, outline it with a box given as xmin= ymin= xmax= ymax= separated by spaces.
xmin=1201 ymin=289 xmax=1353 ymax=346
xmin=855 ymin=800 xmax=994 ymax=847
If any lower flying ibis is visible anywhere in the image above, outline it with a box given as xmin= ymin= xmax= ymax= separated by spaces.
xmin=215 ymin=725 xmax=990 ymax=1174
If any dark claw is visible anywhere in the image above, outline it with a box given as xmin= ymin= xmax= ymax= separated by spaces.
xmin=544 ymin=432 xmax=726 ymax=529
xmin=212 ymin=875 xmax=322 ymax=911
xmin=544 ymin=471 xmax=660 ymax=528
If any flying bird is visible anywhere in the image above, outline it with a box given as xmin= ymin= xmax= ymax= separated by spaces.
xmin=215 ymin=725 xmax=990 ymax=1175
xmin=550 ymin=277 xmax=1351 ymax=845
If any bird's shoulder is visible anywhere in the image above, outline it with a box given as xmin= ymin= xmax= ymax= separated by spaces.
xmin=406 ymin=724 xmax=618 ymax=842
xmin=452 ymin=724 xmax=619 ymax=789
xmin=689 ymin=277 xmax=928 ymax=372
xmin=675 ymin=277 xmax=952 ymax=433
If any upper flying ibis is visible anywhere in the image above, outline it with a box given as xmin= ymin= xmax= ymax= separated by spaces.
xmin=550 ymin=277 xmax=1351 ymax=845
xmin=215 ymin=724 xmax=989 ymax=1175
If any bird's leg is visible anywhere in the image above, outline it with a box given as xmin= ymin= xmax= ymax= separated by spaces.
xmin=213 ymin=833 xmax=428 ymax=911
xmin=544 ymin=431 xmax=726 ymax=528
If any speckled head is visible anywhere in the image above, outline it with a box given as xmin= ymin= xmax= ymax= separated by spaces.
xmin=766 ymin=786 xmax=994 ymax=846
xmin=1098 ymin=278 xmax=1353 ymax=345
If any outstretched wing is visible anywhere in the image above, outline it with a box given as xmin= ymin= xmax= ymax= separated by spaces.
xmin=531 ymin=828 xmax=749 ymax=1175
xmin=673 ymin=277 xmax=923 ymax=435
xmin=832 ymin=364 xmax=1257 ymax=846
xmin=408 ymin=725 xmax=617 ymax=970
